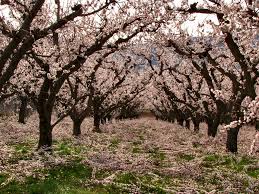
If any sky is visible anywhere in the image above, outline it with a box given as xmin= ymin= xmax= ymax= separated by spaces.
xmin=0 ymin=0 xmax=253 ymax=36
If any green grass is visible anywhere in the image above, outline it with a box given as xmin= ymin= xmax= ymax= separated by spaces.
xmin=94 ymin=169 xmax=112 ymax=179
xmin=202 ymin=154 xmax=259 ymax=178
xmin=0 ymin=163 xmax=93 ymax=194
xmin=132 ymin=146 xmax=141 ymax=153
xmin=0 ymin=164 xmax=173 ymax=194
xmin=0 ymin=174 xmax=8 ymax=184
xmin=131 ymin=140 xmax=142 ymax=153
xmin=13 ymin=143 xmax=31 ymax=154
xmin=116 ymin=172 xmax=137 ymax=184
xmin=0 ymin=162 xmax=170 ymax=194
xmin=115 ymin=172 xmax=168 ymax=194
xmin=109 ymin=138 xmax=121 ymax=149
xmin=203 ymin=154 xmax=220 ymax=162
xmin=0 ymin=162 xmax=132 ymax=194
xmin=247 ymin=168 xmax=259 ymax=178
xmin=54 ymin=140 xmax=85 ymax=156
xmin=176 ymin=153 xmax=195 ymax=161
xmin=148 ymin=147 xmax=166 ymax=166
xmin=1 ymin=140 xmax=259 ymax=193
xmin=7 ymin=142 xmax=34 ymax=164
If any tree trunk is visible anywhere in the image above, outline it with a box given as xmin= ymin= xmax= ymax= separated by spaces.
xmin=255 ymin=120 xmax=259 ymax=131
xmin=226 ymin=127 xmax=240 ymax=153
xmin=207 ymin=122 xmax=215 ymax=137
xmin=207 ymin=119 xmax=219 ymax=137
xmin=177 ymin=118 xmax=184 ymax=126
xmin=37 ymin=112 xmax=52 ymax=151
xmin=185 ymin=119 xmax=190 ymax=129
xmin=169 ymin=118 xmax=175 ymax=123
xmin=193 ymin=119 xmax=200 ymax=132
xmin=168 ymin=112 xmax=175 ymax=123
xmin=207 ymin=120 xmax=213 ymax=136
xmin=72 ymin=119 xmax=83 ymax=136
xmin=93 ymin=113 xmax=101 ymax=133
xmin=208 ymin=125 xmax=218 ymax=137
xmin=18 ymin=96 xmax=27 ymax=124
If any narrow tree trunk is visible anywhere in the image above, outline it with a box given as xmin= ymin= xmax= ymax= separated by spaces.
xmin=226 ymin=127 xmax=240 ymax=153
xmin=73 ymin=119 xmax=82 ymax=136
xmin=207 ymin=123 xmax=213 ymax=136
xmin=255 ymin=120 xmax=259 ymax=131
xmin=168 ymin=112 xmax=175 ymax=123
xmin=93 ymin=114 xmax=101 ymax=133
xmin=208 ymin=124 xmax=218 ymax=137
xmin=193 ymin=120 xmax=200 ymax=132
xmin=18 ymin=96 xmax=27 ymax=124
xmin=37 ymin=112 xmax=52 ymax=151
xmin=207 ymin=119 xmax=219 ymax=137
xmin=185 ymin=119 xmax=190 ymax=129
xmin=177 ymin=118 xmax=184 ymax=126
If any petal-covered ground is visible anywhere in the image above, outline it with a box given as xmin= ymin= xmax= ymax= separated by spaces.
xmin=0 ymin=114 xmax=258 ymax=193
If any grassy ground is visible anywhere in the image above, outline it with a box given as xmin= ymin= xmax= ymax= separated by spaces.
xmin=0 ymin=115 xmax=258 ymax=193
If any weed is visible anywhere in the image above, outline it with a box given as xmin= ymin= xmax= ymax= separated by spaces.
xmin=109 ymin=138 xmax=120 ymax=149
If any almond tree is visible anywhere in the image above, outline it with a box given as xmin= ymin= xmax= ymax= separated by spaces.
xmin=10 ymin=0 xmax=172 ymax=150
xmin=0 ymin=0 xmax=88 ymax=100
xmin=151 ymin=0 xmax=259 ymax=152
xmin=133 ymin=46 xmax=205 ymax=131
xmin=55 ymin=50 xmax=130 ymax=135
xmin=178 ymin=0 xmax=258 ymax=152
xmin=85 ymin=52 xmax=149 ymax=132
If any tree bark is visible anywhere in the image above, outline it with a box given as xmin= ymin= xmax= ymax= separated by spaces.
xmin=18 ymin=96 xmax=27 ymax=124
xmin=193 ymin=119 xmax=200 ymax=132
xmin=177 ymin=118 xmax=184 ymax=126
xmin=185 ymin=119 xmax=190 ymax=129
xmin=38 ymin=113 xmax=52 ymax=151
xmin=168 ymin=111 xmax=175 ymax=123
xmin=72 ymin=118 xmax=83 ymax=136
xmin=207 ymin=120 xmax=218 ymax=137
xmin=255 ymin=120 xmax=259 ymax=131
xmin=93 ymin=113 xmax=101 ymax=133
xmin=226 ymin=127 xmax=240 ymax=153
xmin=207 ymin=115 xmax=220 ymax=137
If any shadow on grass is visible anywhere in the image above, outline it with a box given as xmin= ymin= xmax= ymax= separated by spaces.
xmin=0 ymin=163 xmax=94 ymax=194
